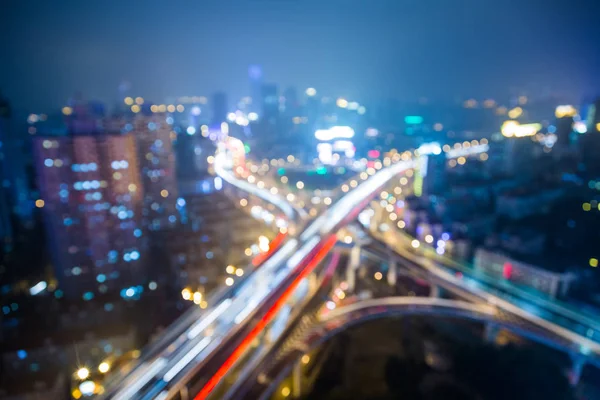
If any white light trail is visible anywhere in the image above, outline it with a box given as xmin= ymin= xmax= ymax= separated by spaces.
xmin=187 ymin=299 xmax=233 ymax=340
xmin=163 ymin=337 xmax=212 ymax=382
xmin=112 ymin=358 xmax=168 ymax=400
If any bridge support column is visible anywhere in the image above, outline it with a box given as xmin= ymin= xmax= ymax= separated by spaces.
xmin=429 ymin=284 xmax=440 ymax=298
xmin=484 ymin=323 xmax=499 ymax=343
xmin=568 ymin=355 xmax=586 ymax=386
xmin=370 ymin=205 xmax=384 ymax=235
xmin=292 ymin=360 xmax=302 ymax=398
xmin=387 ymin=259 xmax=397 ymax=286
xmin=346 ymin=244 xmax=361 ymax=292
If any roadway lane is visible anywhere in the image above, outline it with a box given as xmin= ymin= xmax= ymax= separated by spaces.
xmin=370 ymin=194 xmax=600 ymax=347
xmin=366 ymin=230 xmax=600 ymax=362
xmin=100 ymin=153 xmax=303 ymax=399
xmin=104 ymin=155 xmax=415 ymax=399
xmin=214 ymin=152 xmax=308 ymax=223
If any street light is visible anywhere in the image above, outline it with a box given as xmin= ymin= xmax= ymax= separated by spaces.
xmin=98 ymin=362 xmax=110 ymax=374
xmin=76 ymin=367 xmax=90 ymax=380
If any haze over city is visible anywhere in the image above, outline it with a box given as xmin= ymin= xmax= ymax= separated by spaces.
xmin=2 ymin=0 xmax=600 ymax=111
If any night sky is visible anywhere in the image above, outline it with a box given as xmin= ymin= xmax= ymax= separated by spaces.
xmin=2 ymin=0 xmax=600 ymax=112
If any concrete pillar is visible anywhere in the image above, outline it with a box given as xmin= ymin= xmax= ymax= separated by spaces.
xmin=429 ymin=284 xmax=440 ymax=298
xmin=484 ymin=323 xmax=499 ymax=343
xmin=568 ymin=355 xmax=586 ymax=386
xmin=370 ymin=205 xmax=383 ymax=235
xmin=292 ymin=361 xmax=302 ymax=398
xmin=346 ymin=245 xmax=361 ymax=292
xmin=387 ymin=259 xmax=397 ymax=286
xmin=346 ymin=266 xmax=356 ymax=293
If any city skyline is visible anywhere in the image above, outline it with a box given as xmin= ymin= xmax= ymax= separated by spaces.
xmin=2 ymin=0 xmax=600 ymax=112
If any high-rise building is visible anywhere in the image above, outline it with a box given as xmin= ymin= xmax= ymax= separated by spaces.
xmin=101 ymin=134 xmax=144 ymax=252
xmin=555 ymin=115 xmax=574 ymax=148
xmin=586 ymin=98 xmax=600 ymax=132
xmin=424 ymin=153 xmax=447 ymax=195
xmin=211 ymin=92 xmax=228 ymax=125
xmin=261 ymin=83 xmax=279 ymax=123
xmin=0 ymin=96 xmax=14 ymax=247
xmin=133 ymin=114 xmax=179 ymax=230
xmin=0 ymin=95 xmax=32 ymax=227
xmin=283 ymin=86 xmax=299 ymax=115
xmin=33 ymin=130 xmax=145 ymax=299
xmin=581 ymin=98 xmax=600 ymax=174
xmin=248 ymin=65 xmax=263 ymax=115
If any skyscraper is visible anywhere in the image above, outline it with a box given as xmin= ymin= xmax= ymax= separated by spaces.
xmin=33 ymin=129 xmax=145 ymax=299
xmin=248 ymin=65 xmax=263 ymax=115
xmin=0 ymin=95 xmax=32 ymax=227
xmin=581 ymin=98 xmax=600 ymax=174
xmin=424 ymin=153 xmax=447 ymax=195
xmin=261 ymin=83 xmax=279 ymax=123
xmin=133 ymin=114 xmax=179 ymax=230
xmin=0 ymin=96 xmax=14 ymax=247
xmin=283 ymin=86 xmax=299 ymax=115
xmin=555 ymin=116 xmax=574 ymax=148
xmin=587 ymin=98 xmax=600 ymax=132
xmin=211 ymin=92 xmax=228 ymax=125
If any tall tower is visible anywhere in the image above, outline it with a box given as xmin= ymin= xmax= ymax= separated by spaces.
xmin=581 ymin=98 xmax=600 ymax=174
xmin=0 ymin=96 xmax=13 ymax=247
xmin=133 ymin=114 xmax=178 ymax=231
xmin=0 ymin=95 xmax=31 ymax=225
xmin=211 ymin=92 xmax=228 ymax=125
xmin=283 ymin=86 xmax=298 ymax=116
xmin=248 ymin=65 xmax=263 ymax=115
xmin=261 ymin=83 xmax=279 ymax=123
xmin=587 ymin=98 xmax=600 ymax=133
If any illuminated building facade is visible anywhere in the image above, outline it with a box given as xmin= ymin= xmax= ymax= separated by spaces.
xmin=248 ymin=65 xmax=263 ymax=115
xmin=101 ymin=135 xmax=144 ymax=255
xmin=133 ymin=114 xmax=179 ymax=230
xmin=424 ymin=153 xmax=447 ymax=195
xmin=0 ymin=96 xmax=32 ymax=230
xmin=33 ymin=132 xmax=144 ymax=299
xmin=0 ymin=97 xmax=14 ymax=245
xmin=212 ymin=92 xmax=228 ymax=125
xmin=261 ymin=83 xmax=279 ymax=123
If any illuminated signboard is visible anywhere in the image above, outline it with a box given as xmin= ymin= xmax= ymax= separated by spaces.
xmin=501 ymin=120 xmax=542 ymax=138
xmin=365 ymin=127 xmax=379 ymax=137
xmin=555 ymin=105 xmax=577 ymax=119
xmin=332 ymin=140 xmax=355 ymax=158
xmin=417 ymin=142 xmax=442 ymax=155
xmin=367 ymin=149 xmax=380 ymax=159
xmin=332 ymin=140 xmax=354 ymax=151
xmin=317 ymin=142 xmax=333 ymax=165
xmin=314 ymin=126 xmax=355 ymax=141
xmin=404 ymin=115 xmax=424 ymax=125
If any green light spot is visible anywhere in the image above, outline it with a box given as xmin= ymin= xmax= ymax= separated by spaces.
xmin=405 ymin=115 xmax=423 ymax=125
